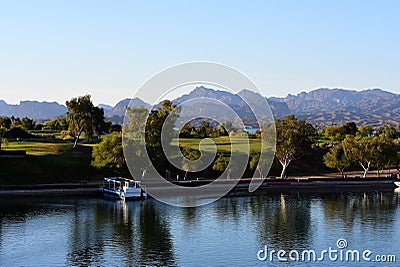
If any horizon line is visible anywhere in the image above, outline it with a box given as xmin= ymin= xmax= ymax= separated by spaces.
xmin=1 ymin=86 xmax=397 ymax=107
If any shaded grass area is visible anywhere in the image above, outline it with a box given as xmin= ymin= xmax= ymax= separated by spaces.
xmin=173 ymin=136 xmax=332 ymax=178
xmin=0 ymin=141 xmax=99 ymax=185
xmin=0 ymin=137 xmax=366 ymax=186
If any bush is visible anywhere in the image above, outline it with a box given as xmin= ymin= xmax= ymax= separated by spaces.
xmin=92 ymin=132 xmax=125 ymax=173
xmin=5 ymin=127 xmax=32 ymax=138
xmin=38 ymin=133 xmax=56 ymax=139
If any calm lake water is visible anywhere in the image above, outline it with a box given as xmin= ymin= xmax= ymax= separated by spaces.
xmin=1 ymin=191 xmax=399 ymax=266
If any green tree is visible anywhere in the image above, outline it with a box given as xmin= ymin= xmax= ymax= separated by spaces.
xmin=0 ymin=127 xmax=7 ymax=150
xmin=0 ymin=117 xmax=12 ymax=129
xmin=123 ymin=103 xmax=180 ymax=178
xmin=103 ymin=120 xmax=112 ymax=133
xmin=323 ymin=125 xmax=346 ymax=142
xmin=212 ymin=153 xmax=229 ymax=172
xmin=342 ymin=135 xmax=375 ymax=178
xmin=33 ymin=123 xmax=44 ymax=131
xmin=124 ymin=106 xmax=148 ymax=140
xmin=249 ymin=150 xmax=274 ymax=178
xmin=271 ymin=115 xmax=315 ymax=178
xmin=381 ymin=124 xmax=397 ymax=139
xmin=145 ymin=100 xmax=179 ymax=148
xmin=216 ymin=122 xmax=229 ymax=136
xmin=181 ymin=147 xmax=201 ymax=178
xmin=323 ymin=144 xmax=350 ymax=178
xmin=92 ymin=132 xmax=125 ymax=173
xmin=7 ymin=126 xmax=31 ymax=138
xmin=88 ymin=106 xmax=106 ymax=139
xmin=357 ymin=125 xmax=374 ymax=137
xmin=196 ymin=120 xmax=214 ymax=138
xmin=46 ymin=117 xmax=68 ymax=131
xmin=121 ymin=107 xmax=149 ymax=179
xmin=21 ymin=117 xmax=35 ymax=130
xmin=66 ymin=95 xmax=105 ymax=147
xmin=212 ymin=152 xmax=249 ymax=180
xmin=11 ymin=116 xmax=21 ymax=127
xmin=343 ymin=122 xmax=357 ymax=135
xmin=342 ymin=135 xmax=398 ymax=178
xmin=371 ymin=136 xmax=397 ymax=177
xmin=108 ymin=123 xmax=121 ymax=133
xmin=123 ymin=106 xmax=150 ymax=178
xmin=179 ymin=122 xmax=195 ymax=138
xmin=145 ymin=100 xmax=180 ymax=169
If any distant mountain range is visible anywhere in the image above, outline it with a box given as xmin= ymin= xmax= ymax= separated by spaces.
xmin=0 ymin=100 xmax=67 ymax=120
xmin=1 ymin=87 xmax=399 ymax=126
xmin=281 ymin=88 xmax=400 ymax=126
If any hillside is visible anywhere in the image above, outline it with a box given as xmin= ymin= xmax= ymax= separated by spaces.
xmin=0 ymin=100 xmax=67 ymax=119
xmin=1 ymin=87 xmax=399 ymax=126
xmin=276 ymin=88 xmax=400 ymax=126
xmin=171 ymin=87 xmax=400 ymax=127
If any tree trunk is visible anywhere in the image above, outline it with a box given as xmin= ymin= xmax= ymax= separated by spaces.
xmin=73 ymin=129 xmax=83 ymax=148
xmin=280 ymin=164 xmax=287 ymax=179
xmin=73 ymin=136 xmax=79 ymax=148
xmin=339 ymin=169 xmax=344 ymax=178
xmin=279 ymin=157 xmax=291 ymax=179
xmin=361 ymin=162 xmax=370 ymax=178
xmin=362 ymin=167 xmax=368 ymax=178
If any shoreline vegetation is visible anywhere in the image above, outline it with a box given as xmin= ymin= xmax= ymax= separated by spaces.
xmin=1 ymin=95 xmax=400 ymax=192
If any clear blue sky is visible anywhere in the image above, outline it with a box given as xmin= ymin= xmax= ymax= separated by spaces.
xmin=0 ymin=0 xmax=399 ymax=106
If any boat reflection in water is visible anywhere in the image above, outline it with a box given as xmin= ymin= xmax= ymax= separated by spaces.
xmin=66 ymin=199 xmax=175 ymax=266
xmin=0 ymin=191 xmax=399 ymax=266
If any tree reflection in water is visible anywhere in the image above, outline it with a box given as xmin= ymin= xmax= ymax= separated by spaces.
xmin=138 ymin=201 xmax=176 ymax=266
xmin=66 ymin=199 xmax=176 ymax=267
xmin=322 ymin=192 xmax=400 ymax=231
xmin=249 ymin=193 xmax=312 ymax=250
xmin=249 ymin=192 xmax=400 ymax=252
xmin=1 ymin=191 xmax=399 ymax=266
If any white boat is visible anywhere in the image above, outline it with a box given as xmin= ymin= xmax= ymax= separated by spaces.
xmin=102 ymin=177 xmax=147 ymax=200
xmin=394 ymin=181 xmax=400 ymax=188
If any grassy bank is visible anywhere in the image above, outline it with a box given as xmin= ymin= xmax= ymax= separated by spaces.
xmin=0 ymin=141 xmax=99 ymax=185
xmin=1 ymin=137 xmax=395 ymax=186
xmin=0 ymin=137 xmax=329 ymax=185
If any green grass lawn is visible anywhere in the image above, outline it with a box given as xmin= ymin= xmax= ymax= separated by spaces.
xmin=173 ymin=136 xmax=266 ymax=153
xmin=0 ymin=137 xmax=269 ymax=185
xmin=0 ymin=141 xmax=98 ymax=185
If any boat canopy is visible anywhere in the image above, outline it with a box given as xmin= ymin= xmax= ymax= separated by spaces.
xmin=103 ymin=177 xmax=141 ymax=187
xmin=104 ymin=177 xmax=136 ymax=183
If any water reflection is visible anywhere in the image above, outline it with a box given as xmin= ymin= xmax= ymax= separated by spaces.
xmin=66 ymin=200 xmax=176 ymax=267
xmin=250 ymin=194 xmax=312 ymax=249
xmin=0 ymin=192 xmax=399 ymax=266
xmin=321 ymin=192 xmax=400 ymax=234
xmin=138 ymin=201 xmax=176 ymax=266
xmin=66 ymin=200 xmax=138 ymax=266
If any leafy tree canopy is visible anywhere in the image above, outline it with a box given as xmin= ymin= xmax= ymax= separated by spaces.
xmin=66 ymin=94 xmax=105 ymax=147
xmin=92 ymin=132 xmax=125 ymax=173
xmin=271 ymin=115 xmax=316 ymax=178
